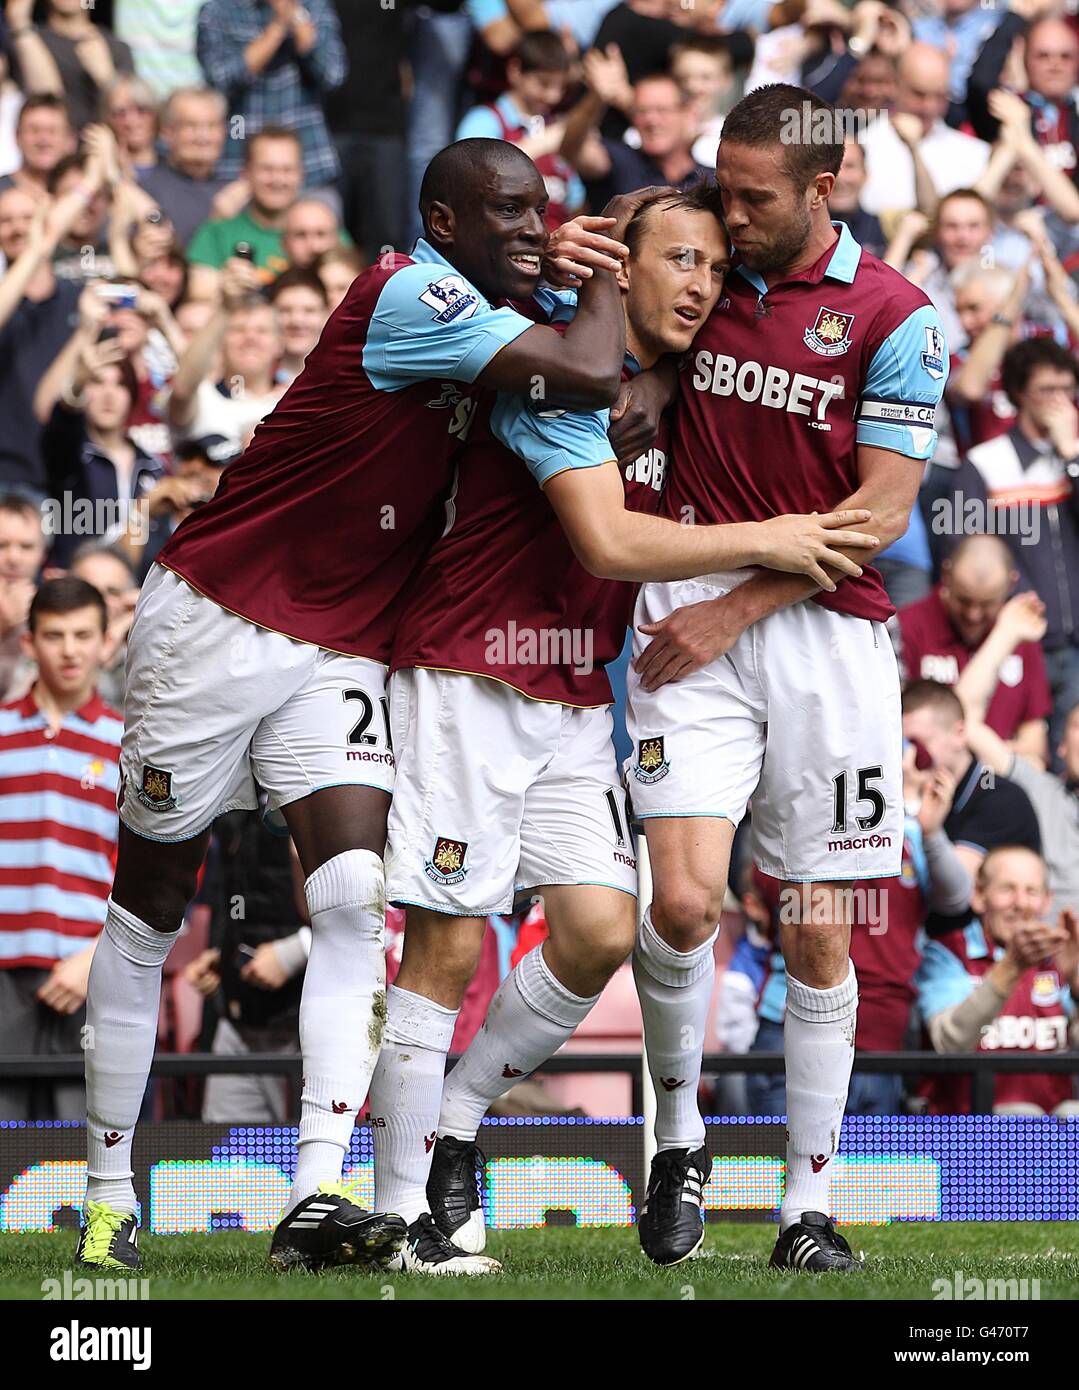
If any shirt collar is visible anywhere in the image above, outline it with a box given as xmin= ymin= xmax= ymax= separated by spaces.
xmin=410 ymin=238 xmax=461 ymax=273
xmin=735 ymin=220 xmax=861 ymax=295
xmin=1010 ymin=425 xmax=1055 ymax=469
xmin=965 ymin=919 xmax=994 ymax=961
xmin=496 ymin=91 xmax=531 ymax=128
xmin=22 ymin=686 xmax=107 ymax=728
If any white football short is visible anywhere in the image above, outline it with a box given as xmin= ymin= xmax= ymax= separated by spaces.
xmin=386 ymin=667 xmax=637 ymax=916
xmin=119 ymin=565 xmax=395 ymax=842
xmin=625 ymin=572 xmax=903 ymax=881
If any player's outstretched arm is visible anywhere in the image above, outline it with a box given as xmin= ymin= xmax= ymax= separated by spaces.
xmin=543 ymin=461 xmax=878 ymax=584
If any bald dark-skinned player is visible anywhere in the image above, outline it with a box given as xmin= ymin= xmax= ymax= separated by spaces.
xmin=76 ymin=140 xmax=635 ymax=1274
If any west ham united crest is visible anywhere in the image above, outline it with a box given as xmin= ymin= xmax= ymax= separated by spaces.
xmin=1031 ymin=970 xmax=1061 ymax=1007
xmin=136 ymin=764 xmax=177 ymax=811
xmin=804 ymin=306 xmax=854 ymax=356
xmin=424 ymin=835 xmax=469 ymax=885
xmin=634 ymin=737 xmax=670 ymax=784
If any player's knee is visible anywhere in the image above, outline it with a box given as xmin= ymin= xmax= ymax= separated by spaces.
xmin=651 ymin=885 xmax=723 ymax=953
xmin=396 ymin=914 xmax=485 ymax=1008
xmin=565 ymin=918 xmax=635 ymax=983
xmin=115 ymin=873 xmax=197 ymax=935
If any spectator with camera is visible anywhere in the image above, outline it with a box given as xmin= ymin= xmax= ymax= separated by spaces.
xmin=0 ymin=576 xmax=121 ymax=1121
xmin=916 ymin=845 xmax=1079 ymax=1116
xmin=34 ymin=277 xmax=186 ymax=465
xmin=39 ymin=352 xmax=165 ymax=568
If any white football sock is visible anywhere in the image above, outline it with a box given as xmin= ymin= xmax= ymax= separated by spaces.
xmin=85 ymin=898 xmax=178 ymax=1215
xmin=289 ymin=850 xmax=387 ymax=1211
xmin=438 ymin=945 xmax=598 ymax=1142
xmin=780 ymin=962 xmax=858 ymax=1231
xmin=369 ymin=985 xmax=458 ymax=1224
xmin=634 ymin=906 xmax=716 ymax=1153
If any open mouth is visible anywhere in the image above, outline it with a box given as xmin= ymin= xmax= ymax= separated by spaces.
xmin=674 ymin=305 xmax=701 ymax=325
xmin=508 ymin=252 xmax=542 ymax=276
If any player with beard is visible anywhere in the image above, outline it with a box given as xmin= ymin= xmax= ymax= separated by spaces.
xmin=612 ymin=85 xmax=949 ymax=1269
xmin=75 ymin=139 xmax=635 ymax=1274
xmin=362 ymin=186 xmax=882 ymax=1274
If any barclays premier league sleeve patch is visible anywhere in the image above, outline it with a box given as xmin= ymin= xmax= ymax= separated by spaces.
xmin=418 ymin=274 xmax=480 ymax=324
xmin=920 ymin=324 xmax=946 ymax=380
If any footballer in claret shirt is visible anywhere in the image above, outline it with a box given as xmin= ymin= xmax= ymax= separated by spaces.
xmin=617 ymin=85 xmax=949 ymax=1273
xmin=75 ymin=140 xmax=633 ymax=1276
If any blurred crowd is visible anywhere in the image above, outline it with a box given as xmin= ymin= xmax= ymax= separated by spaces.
xmin=1 ymin=0 xmax=1078 ymax=1122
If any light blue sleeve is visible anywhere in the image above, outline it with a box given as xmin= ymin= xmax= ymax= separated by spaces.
xmin=532 ymin=285 xmax=578 ymax=326
xmin=455 ymin=106 xmax=503 ymax=142
xmin=855 ymin=304 xmax=949 ymax=460
xmin=465 ymin=0 xmax=508 ymax=26
xmin=490 ymin=396 xmax=615 ymax=488
xmin=721 ymin=0 xmax=774 ymax=31
xmin=914 ymin=938 xmax=978 ymax=1023
xmin=362 ymin=264 xmax=535 ymax=391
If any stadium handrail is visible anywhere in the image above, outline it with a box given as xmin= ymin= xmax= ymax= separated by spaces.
xmin=2 ymin=1051 xmax=1077 ymax=1116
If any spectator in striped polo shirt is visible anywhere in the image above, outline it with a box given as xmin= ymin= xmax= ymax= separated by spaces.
xmin=0 ymin=577 xmax=121 ymax=1121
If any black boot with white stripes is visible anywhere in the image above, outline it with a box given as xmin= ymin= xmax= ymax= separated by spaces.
xmin=638 ymin=1145 xmax=711 ymax=1266
xmin=769 ymin=1210 xmax=863 ymax=1272
xmin=269 ymin=1184 xmax=407 ymax=1272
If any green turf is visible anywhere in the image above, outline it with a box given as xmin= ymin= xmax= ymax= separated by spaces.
xmin=2 ymin=1223 xmax=1078 ymax=1300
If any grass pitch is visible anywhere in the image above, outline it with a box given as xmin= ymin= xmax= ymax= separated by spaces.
xmin=2 ymin=1222 xmax=1078 ymax=1300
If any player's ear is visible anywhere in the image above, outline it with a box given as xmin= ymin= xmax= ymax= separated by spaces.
xmin=615 ymin=257 xmax=631 ymax=293
xmin=811 ymin=171 xmax=835 ymax=209
xmin=425 ymin=200 xmax=455 ymax=249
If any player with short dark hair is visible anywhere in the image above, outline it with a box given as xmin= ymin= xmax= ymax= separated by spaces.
xmin=614 ymin=83 xmax=948 ymax=1270
xmin=75 ymin=140 xmax=635 ymax=1274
